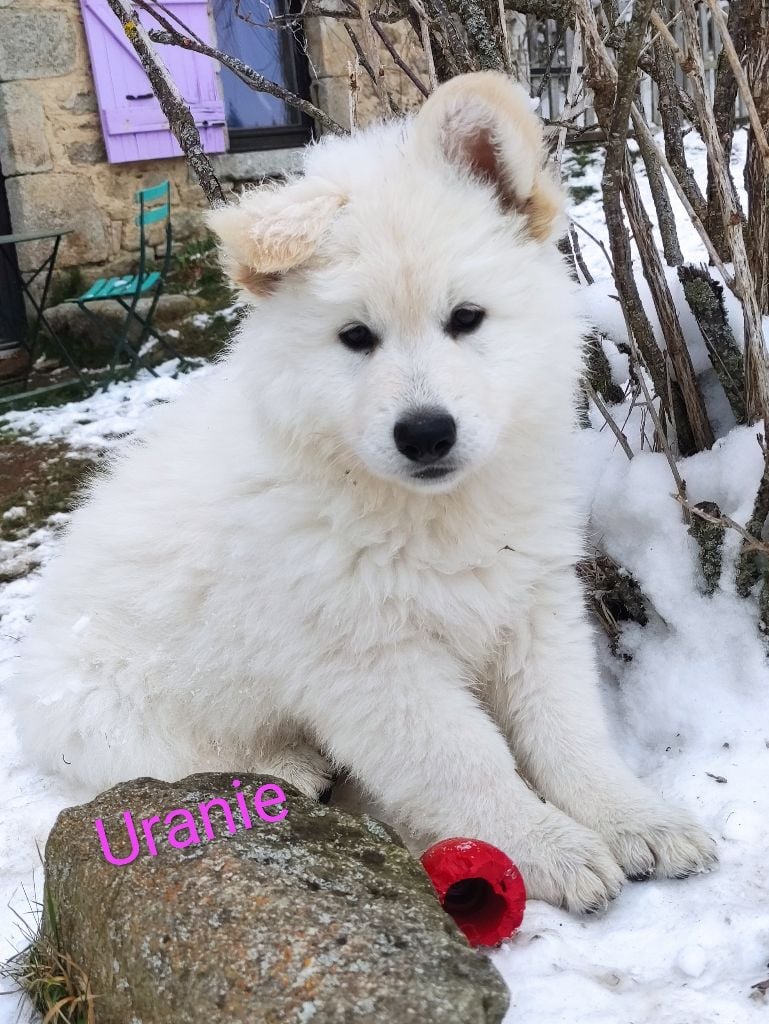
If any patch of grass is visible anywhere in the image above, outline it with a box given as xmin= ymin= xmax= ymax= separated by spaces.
xmin=171 ymin=309 xmax=243 ymax=361
xmin=569 ymin=184 xmax=597 ymax=204
xmin=0 ymin=437 xmax=98 ymax=542
xmin=167 ymin=233 xmax=232 ymax=306
xmin=2 ymin=888 xmax=95 ymax=1024
xmin=0 ymin=378 xmax=94 ymax=413
xmin=49 ymin=268 xmax=87 ymax=307
xmin=564 ymin=142 xmax=604 ymax=179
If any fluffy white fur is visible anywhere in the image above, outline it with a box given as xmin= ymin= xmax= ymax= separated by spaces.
xmin=12 ymin=73 xmax=716 ymax=912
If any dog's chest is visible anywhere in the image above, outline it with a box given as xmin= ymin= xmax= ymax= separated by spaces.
xmin=350 ymin=533 xmax=535 ymax=661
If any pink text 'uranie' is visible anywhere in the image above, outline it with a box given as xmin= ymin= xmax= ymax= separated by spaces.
xmin=93 ymin=779 xmax=288 ymax=866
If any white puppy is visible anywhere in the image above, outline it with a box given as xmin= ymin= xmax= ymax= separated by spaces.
xmin=13 ymin=72 xmax=715 ymax=911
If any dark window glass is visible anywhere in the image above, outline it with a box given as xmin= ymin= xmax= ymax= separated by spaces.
xmin=211 ymin=0 xmax=311 ymax=149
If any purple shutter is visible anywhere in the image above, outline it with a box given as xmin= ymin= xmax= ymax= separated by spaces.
xmin=80 ymin=0 xmax=226 ymax=163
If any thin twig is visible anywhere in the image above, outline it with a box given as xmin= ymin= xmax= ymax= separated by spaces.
xmin=344 ymin=21 xmax=386 ymax=104
xmin=585 ymin=379 xmax=635 ymax=458
xmin=703 ymin=0 xmax=769 ymax=172
xmin=370 ymin=18 xmax=430 ymax=96
xmin=570 ymin=224 xmax=595 ymax=284
xmin=358 ymin=0 xmax=393 ymax=117
xmin=149 ymin=29 xmax=346 ymax=135
xmin=409 ymin=0 xmax=437 ymax=88
xmin=554 ymin=23 xmax=583 ymax=170
xmin=629 ymin=103 xmax=736 ymax=289
xmin=569 ymin=215 xmax=615 ymax=272
xmin=348 ymin=58 xmax=360 ymax=130
xmin=629 ymin=332 xmax=689 ymax=505
xmin=675 ymin=493 xmax=769 ymax=555
xmin=497 ymin=0 xmax=514 ymax=73
xmin=107 ymin=0 xmax=224 ymax=205
xmin=536 ymin=24 xmax=567 ymax=102
xmin=674 ymin=0 xmax=769 ymax=424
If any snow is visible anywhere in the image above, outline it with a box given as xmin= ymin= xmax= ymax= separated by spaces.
xmin=0 ymin=362 xmax=210 ymax=1021
xmin=565 ymin=128 xmax=749 ymax=285
xmin=1 ymin=135 xmax=769 ymax=1023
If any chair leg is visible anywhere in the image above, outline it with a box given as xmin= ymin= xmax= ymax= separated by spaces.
xmin=118 ymin=287 xmax=191 ymax=372
xmin=74 ymin=302 xmax=159 ymax=391
xmin=115 ymin=291 xmax=189 ymax=375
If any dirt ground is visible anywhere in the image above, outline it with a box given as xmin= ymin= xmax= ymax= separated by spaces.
xmin=0 ymin=438 xmax=97 ymax=578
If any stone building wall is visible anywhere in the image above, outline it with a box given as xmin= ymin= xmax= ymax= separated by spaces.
xmin=0 ymin=0 xmax=423 ymax=284
xmin=0 ymin=0 xmax=209 ymax=281
xmin=304 ymin=16 xmax=426 ymax=129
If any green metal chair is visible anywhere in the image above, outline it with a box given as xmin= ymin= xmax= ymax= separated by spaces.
xmin=68 ymin=181 xmax=186 ymax=390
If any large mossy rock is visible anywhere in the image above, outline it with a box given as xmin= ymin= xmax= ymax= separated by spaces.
xmin=42 ymin=773 xmax=509 ymax=1023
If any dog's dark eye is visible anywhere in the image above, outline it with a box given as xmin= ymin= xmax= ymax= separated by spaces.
xmin=447 ymin=305 xmax=485 ymax=337
xmin=339 ymin=323 xmax=378 ymax=352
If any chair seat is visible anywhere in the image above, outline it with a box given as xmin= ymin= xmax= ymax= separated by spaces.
xmin=70 ymin=271 xmax=161 ymax=303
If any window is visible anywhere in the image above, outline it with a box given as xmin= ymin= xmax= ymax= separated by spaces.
xmin=211 ymin=0 xmax=313 ymax=152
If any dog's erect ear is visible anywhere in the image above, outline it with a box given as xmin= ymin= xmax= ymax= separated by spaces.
xmin=413 ymin=72 xmax=564 ymax=242
xmin=206 ymin=182 xmax=345 ymax=297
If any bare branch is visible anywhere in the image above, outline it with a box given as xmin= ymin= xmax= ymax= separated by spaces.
xmin=344 ymin=20 xmax=395 ymax=112
xmin=348 ymin=57 xmax=360 ymax=130
xmin=687 ymin=499 xmax=725 ymax=593
xmin=358 ymin=0 xmax=394 ymax=116
xmin=585 ymin=379 xmax=635 ymax=459
xmin=677 ymin=264 xmax=747 ymax=424
xmin=631 ymin=102 xmax=684 ymax=267
xmin=736 ymin=435 xmax=769 ymax=594
xmin=677 ymin=492 xmax=769 ymax=557
xmin=106 ymin=0 xmax=224 ymax=205
xmin=149 ymin=28 xmax=346 ymax=135
xmin=629 ymin=104 xmax=736 ymax=289
xmin=370 ymin=18 xmax=430 ymax=95
xmin=704 ymin=0 xmax=769 ymax=172
xmin=675 ymin=0 xmax=769 ymax=424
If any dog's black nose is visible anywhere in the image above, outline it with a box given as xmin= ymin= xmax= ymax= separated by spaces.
xmin=394 ymin=411 xmax=457 ymax=463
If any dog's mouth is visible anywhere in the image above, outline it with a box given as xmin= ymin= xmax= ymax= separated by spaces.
xmin=411 ymin=465 xmax=457 ymax=482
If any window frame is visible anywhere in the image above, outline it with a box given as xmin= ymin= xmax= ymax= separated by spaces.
xmin=218 ymin=2 xmax=315 ymax=154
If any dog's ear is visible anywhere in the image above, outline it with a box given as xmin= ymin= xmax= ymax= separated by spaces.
xmin=413 ymin=72 xmax=564 ymax=242
xmin=207 ymin=183 xmax=345 ymax=297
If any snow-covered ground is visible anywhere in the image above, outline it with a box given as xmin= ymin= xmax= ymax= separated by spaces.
xmin=2 ymin=132 xmax=768 ymax=1024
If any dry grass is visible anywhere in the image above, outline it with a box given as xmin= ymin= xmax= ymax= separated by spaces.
xmin=2 ymin=887 xmax=95 ymax=1024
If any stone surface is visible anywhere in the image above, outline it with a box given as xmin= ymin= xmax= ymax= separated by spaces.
xmin=61 ymin=89 xmax=98 ymax=115
xmin=0 ymin=10 xmax=76 ymax=81
xmin=45 ymin=293 xmax=207 ymax=357
xmin=5 ymin=172 xmax=109 ymax=269
xmin=43 ymin=773 xmax=509 ymax=1024
xmin=0 ymin=0 xmax=417 ymax=285
xmin=66 ymin=138 xmax=108 ymax=165
xmin=304 ymin=17 xmax=358 ymax=78
xmin=212 ymin=148 xmax=305 ymax=184
xmin=0 ymin=82 xmax=52 ymax=175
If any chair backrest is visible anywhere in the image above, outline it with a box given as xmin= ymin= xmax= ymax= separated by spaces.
xmin=135 ymin=180 xmax=171 ymax=228
xmin=134 ymin=180 xmax=172 ymax=276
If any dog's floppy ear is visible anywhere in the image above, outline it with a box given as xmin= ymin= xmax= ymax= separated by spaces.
xmin=207 ymin=182 xmax=345 ymax=297
xmin=413 ymin=72 xmax=564 ymax=242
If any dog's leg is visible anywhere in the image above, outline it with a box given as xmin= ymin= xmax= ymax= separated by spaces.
xmin=251 ymin=742 xmax=335 ymax=802
xmin=489 ymin=568 xmax=717 ymax=882
xmin=297 ymin=640 xmax=624 ymax=913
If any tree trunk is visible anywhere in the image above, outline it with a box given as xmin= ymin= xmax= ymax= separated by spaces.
xmin=744 ymin=31 xmax=769 ymax=313
xmin=705 ymin=0 xmax=756 ymax=259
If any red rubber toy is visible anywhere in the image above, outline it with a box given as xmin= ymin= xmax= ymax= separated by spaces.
xmin=420 ymin=838 xmax=526 ymax=948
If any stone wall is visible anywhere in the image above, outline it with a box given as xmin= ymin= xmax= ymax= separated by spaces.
xmin=0 ymin=0 xmax=424 ymax=285
xmin=304 ymin=16 xmax=426 ymax=129
xmin=0 ymin=0 xmax=208 ymax=282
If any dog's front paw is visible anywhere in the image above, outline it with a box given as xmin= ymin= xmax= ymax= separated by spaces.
xmin=258 ymin=744 xmax=335 ymax=802
xmin=512 ymin=813 xmax=625 ymax=914
xmin=597 ymin=801 xmax=718 ymax=881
